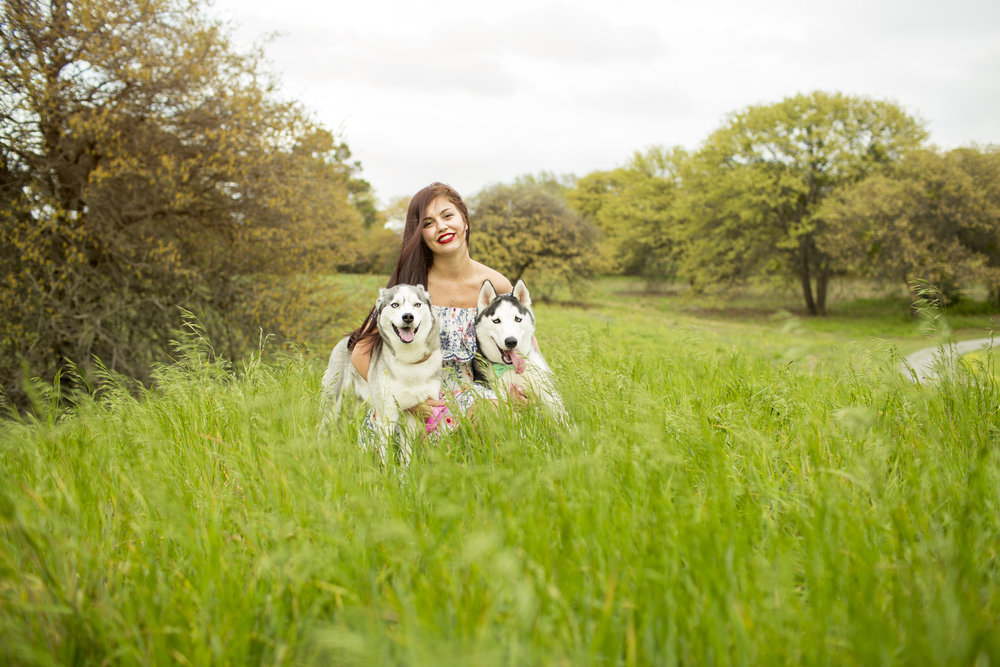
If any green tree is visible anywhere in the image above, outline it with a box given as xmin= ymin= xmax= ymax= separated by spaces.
xmin=567 ymin=146 xmax=684 ymax=278
xmin=674 ymin=91 xmax=927 ymax=314
xmin=0 ymin=0 xmax=361 ymax=405
xmin=510 ymin=171 xmax=577 ymax=198
xmin=818 ymin=146 xmax=1000 ymax=305
xmin=471 ymin=180 xmax=601 ymax=297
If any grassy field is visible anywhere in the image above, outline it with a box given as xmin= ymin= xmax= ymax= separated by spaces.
xmin=2 ymin=276 xmax=999 ymax=665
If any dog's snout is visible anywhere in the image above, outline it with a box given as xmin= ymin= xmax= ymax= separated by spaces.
xmin=504 ymin=336 xmax=518 ymax=349
xmin=402 ymin=312 xmax=414 ymax=324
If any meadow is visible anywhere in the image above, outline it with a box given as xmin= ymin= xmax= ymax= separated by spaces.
xmin=2 ymin=276 xmax=999 ymax=665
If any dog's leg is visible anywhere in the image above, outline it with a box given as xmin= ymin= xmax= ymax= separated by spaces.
xmin=547 ymin=393 xmax=569 ymax=423
xmin=387 ymin=407 xmax=413 ymax=468
xmin=398 ymin=434 xmax=413 ymax=469
xmin=375 ymin=396 xmax=402 ymax=466
xmin=536 ymin=375 xmax=568 ymax=423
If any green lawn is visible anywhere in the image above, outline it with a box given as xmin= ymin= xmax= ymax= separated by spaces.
xmin=2 ymin=276 xmax=999 ymax=665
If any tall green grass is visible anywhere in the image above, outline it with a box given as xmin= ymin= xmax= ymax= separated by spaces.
xmin=2 ymin=297 xmax=999 ymax=665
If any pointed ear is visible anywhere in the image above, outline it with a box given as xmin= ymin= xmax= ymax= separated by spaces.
xmin=477 ymin=279 xmax=497 ymax=314
xmin=376 ymin=287 xmax=389 ymax=310
xmin=416 ymin=284 xmax=431 ymax=305
xmin=512 ymin=279 xmax=531 ymax=307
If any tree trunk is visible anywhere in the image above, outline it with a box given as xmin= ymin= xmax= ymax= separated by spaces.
xmin=815 ymin=266 xmax=829 ymax=316
xmin=511 ymin=262 xmax=532 ymax=284
xmin=798 ymin=243 xmax=818 ymax=315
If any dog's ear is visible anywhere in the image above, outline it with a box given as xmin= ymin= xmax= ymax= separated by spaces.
xmin=512 ymin=279 xmax=531 ymax=307
xmin=376 ymin=287 xmax=390 ymax=311
xmin=477 ymin=280 xmax=497 ymax=314
xmin=416 ymin=284 xmax=432 ymax=306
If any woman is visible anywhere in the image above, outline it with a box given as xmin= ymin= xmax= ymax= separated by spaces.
xmin=346 ymin=182 xmax=513 ymax=433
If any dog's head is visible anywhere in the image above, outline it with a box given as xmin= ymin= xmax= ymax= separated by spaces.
xmin=376 ymin=284 xmax=435 ymax=347
xmin=475 ymin=279 xmax=535 ymax=370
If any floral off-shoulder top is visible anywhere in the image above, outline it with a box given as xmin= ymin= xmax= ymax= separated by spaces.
xmin=434 ymin=305 xmax=479 ymax=391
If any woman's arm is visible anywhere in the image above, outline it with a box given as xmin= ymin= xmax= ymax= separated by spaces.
xmin=350 ymin=340 xmax=372 ymax=380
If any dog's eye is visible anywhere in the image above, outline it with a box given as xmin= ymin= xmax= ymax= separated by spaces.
xmin=391 ymin=302 xmax=399 ymax=308
xmin=492 ymin=318 xmax=500 ymax=324
xmin=514 ymin=316 xmax=522 ymax=323
xmin=414 ymin=302 xmax=422 ymax=308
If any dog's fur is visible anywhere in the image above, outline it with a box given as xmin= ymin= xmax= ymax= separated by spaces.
xmin=322 ymin=284 xmax=442 ymax=464
xmin=474 ymin=279 xmax=567 ymax=421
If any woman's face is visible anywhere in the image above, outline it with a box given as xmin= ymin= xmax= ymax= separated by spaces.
xmin=420 ymin=195 xmax=468 ymax=257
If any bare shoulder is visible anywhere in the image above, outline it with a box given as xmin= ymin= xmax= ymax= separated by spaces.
xmin=474 ymin=261 xmax=512 ymax=293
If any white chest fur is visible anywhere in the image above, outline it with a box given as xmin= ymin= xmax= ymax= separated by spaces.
xmin=371 ymin=349 xmax=443 ymax=411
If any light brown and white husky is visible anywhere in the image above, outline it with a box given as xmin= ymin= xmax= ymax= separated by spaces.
xmin=322 ymin=284 xmax=442 ymax=464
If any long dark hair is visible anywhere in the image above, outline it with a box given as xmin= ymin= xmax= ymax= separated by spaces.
xmin=347 ymin=182 xmax=471 ymax=354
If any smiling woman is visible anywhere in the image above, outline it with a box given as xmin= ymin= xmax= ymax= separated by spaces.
xmin=420 ymin=195 xmax=468 ymax=260
xmin=342 ymin=183 xmax=513 ymax=447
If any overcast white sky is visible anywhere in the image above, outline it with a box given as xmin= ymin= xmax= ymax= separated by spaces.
xmin=210 ymin=0 xmax=1000 ymax=205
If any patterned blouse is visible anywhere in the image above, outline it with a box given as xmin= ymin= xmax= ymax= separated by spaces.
xmin=434 ymin=305 xmax=479 ymax=391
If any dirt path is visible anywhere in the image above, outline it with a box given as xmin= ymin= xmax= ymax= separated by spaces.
xmin=900 ymin=337 xmax=995 ymax=382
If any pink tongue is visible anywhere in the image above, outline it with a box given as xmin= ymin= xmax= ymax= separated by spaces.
xmin=398 ymin=327 xmax=415 ymax=343
xmin=509 ymin=349 xmax=526 ymax=374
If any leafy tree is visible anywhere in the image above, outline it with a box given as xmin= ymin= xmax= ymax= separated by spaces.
xmin=381 ymin=195 xmax=411 ymax=232
xmin=674 ymin=91 xmax=927 ymax=315
xmin=949 ymin=146 xmax=1000 ymax=304
xmin=0 ymin=0 xmax=362 ymax=405
xmin=567 ymin=146 xmax=684 ymax=278
xmin=331 ymin=224 xmax=400 ymax=275
xmin=471 ymin=180 xmax=601 ymax=297
xmin=510 ymin=171 xmax=577 ymax=198
xmin=818 ymin=146 xmax=1000 ymax=305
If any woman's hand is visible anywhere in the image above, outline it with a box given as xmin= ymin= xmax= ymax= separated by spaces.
xmin=508 ymin=383 xmax=529 ymax=404
xmin=406 ymin=397 xmax=446 ymax=422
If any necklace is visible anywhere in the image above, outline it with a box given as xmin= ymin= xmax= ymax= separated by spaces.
xmin=448 ymin=281 xmax=470 ymax=307
xmin=430 ymin=272 xmax=468 ymax=308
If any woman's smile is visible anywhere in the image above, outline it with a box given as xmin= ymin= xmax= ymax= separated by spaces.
xmin=421 ymin=194 xmax=467 ymax=253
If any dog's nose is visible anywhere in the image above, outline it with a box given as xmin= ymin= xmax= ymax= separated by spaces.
xmin=504 ymin=336 xmax=518 ymax=349
xmin=402 ymin=313 xmax=414 ymax=324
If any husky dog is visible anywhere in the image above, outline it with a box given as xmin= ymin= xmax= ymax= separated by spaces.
xmin=474 ymin=279 xmax=567 ymax=421
xmin=322 ymin=284 xmax=443 ymax=464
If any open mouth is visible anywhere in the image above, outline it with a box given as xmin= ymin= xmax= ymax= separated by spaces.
xmin=496 ymin=343 xmax=527 ymax=373
xmin=393 ymin=323 xmax=418 ymax=343
xmin=437 ymin=232 xmax=455 ymax=245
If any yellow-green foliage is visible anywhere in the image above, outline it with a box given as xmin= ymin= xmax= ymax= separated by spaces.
xmin=471 ymin=180 xmax=602 ymax=298
xmin=566 ymin=147 xmax=684 ymax=277
xmin=819 ymin=146 xmax=1000 ymax=303
xmin=673 ymin=91 xmax=928 ymax=315
xmin=0 ymin=0 xmax=366 ymax=405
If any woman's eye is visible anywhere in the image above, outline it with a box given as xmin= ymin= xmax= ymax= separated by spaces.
xmin=514 ymin=316 xmax=522 ymax=323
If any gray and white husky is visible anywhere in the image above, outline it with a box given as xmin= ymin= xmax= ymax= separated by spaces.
xmin=322 ymin=284 xmax=442 ymax=464
xmin=474 ymin=279 xmax=567 ymax=421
